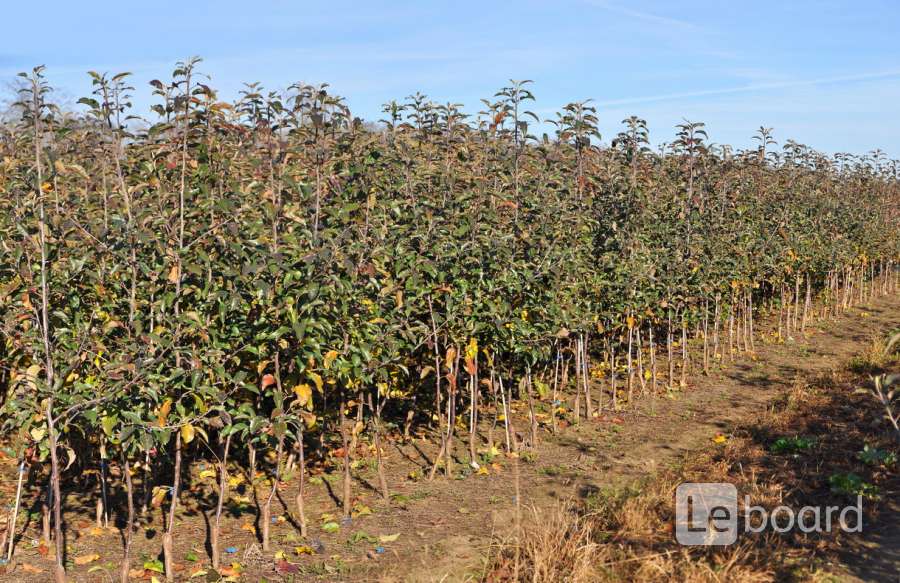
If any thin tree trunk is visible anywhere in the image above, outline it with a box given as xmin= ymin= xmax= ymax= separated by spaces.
xmin=5 ymin=460 xmax=25 ymax=562
xmin=712 ymin=296 xmax=720 ymax=364
xmin=211 ymin=434 xmax=231 ymax=569
xmin=468 ymin=373 xmax=479 ymax=468
xmin=702 ymin=299 xmax=709 ymax=375
xmin=119 ymin=457 xmax=135 ymax=583
xmin=499 ymin=375 xmax=512 ymax=454
xmin=582 ymin=335 xmax=593 ymax=417
xmin=262 ymin=438 xmax=283 ymax=551
xmin=728 ymin=300 xmax=735 ymax=360
xmin=667 ymin=310 xmax=674 ymax=387
xmin=626 ymin=324 xmax=634 ymax=404
xmin=368 ymin=393 xmax=390 ymax=499
xmin=339 ymin=402 xmax=352 ymax=516
xmin=163 ymin=432 xmax=182 ymax=582
xmin=610 ymin=343 xmax=619 ymax=410
xmin=295 ymin=429 xmax=307 ymax=537
xmin=636 ymin=327 xmax=647 ymax=395
xmin=526 ymin=369 xmax=537 ymax=447
xmin=649 ymin=324 xmax=658 ymax=394
xmin=802 ymin=275 xmax=811 ymax=333
xmin=573 ymin=339 xmax=581 ymax=421
xmin=747 ymin=290 xmax=756 ymax=352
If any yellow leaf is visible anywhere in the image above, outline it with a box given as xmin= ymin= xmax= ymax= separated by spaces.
xmin=444 ymin=346 xmax=457 ymax=369
xmin=157 ymin=399 xmax=172 ymax=427
xmin=167 ymin=263 xmax=180 ymax=284
xmin=352 ymin=503 xmax=372 ymax=517
xmin=308 ymin=371 xmax=323 ymax=393
xmin=294 ymin=545 xmax=314 ymax=555
xmin=323 ymin=350 xmax=338 ymax=370
xmin=465 ymin=337 xmax=478 ymax=360
xmin=25 ymin=364 xmax=41 ymax=390
xmin=712 ymin=433 xmax=727 ymax=444
xmin=300 ymin=411 xmax=317 ymax=429
xmin=378 ymin=533 xmax=400 ymax=543
xmin=293 ymin=383 xmax=313 ymax=409
xmin=151 ymin=486 xmax=167 ymax=508
xmin=199 ymin=468 xmax=217 ymax=479
xmin=74 ymin=553 xmax=100 ymax=565
xmin=181 ymin=423 xmax=195 ymax=444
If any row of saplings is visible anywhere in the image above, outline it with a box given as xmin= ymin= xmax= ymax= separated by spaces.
xmin=1 ymin=262 xmax=897 ymax=582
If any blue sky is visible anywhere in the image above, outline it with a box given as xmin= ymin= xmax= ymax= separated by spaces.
xmin=2 ymin=0 xmax=899 ymax=156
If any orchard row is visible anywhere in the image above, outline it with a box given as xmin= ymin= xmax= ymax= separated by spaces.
xmin=0 ymin=61 xmax=897 ymax=581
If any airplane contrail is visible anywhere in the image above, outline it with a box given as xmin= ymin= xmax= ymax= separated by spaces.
xmin=596 ymin=70 xmax=900 ymax=107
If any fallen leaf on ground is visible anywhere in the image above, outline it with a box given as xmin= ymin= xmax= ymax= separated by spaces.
xmin=21 ymin=563 xmax=44 ymax=574
xmin=74 ymin=553 xmax=100 ymax=565
xmin=219 ymin=561 xmax=242 ymax=576
xmin=378 ymin=533 xmax=400 ymax=543
xmin=351 ymin=504 xmax=372 ymax=518
xmin=275 ymin=560 xmax=299 ymax=574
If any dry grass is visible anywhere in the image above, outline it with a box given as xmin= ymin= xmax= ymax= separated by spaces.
xmin=486 ymin=505 xmax=601 ymax=583
xmin=484 ymin=342 xmax=900 ymax=582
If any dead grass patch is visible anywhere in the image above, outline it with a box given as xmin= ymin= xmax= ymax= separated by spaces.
xmin=484 ymin=348 xmax=899 ymax=582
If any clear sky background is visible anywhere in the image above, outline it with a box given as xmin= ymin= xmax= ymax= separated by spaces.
xmin=2 ymin=0 xmax=899 ymax=157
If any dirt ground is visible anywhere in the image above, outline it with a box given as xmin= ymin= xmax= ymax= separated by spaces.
xmin=2 ymin=294 xmax=899 ymax=582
